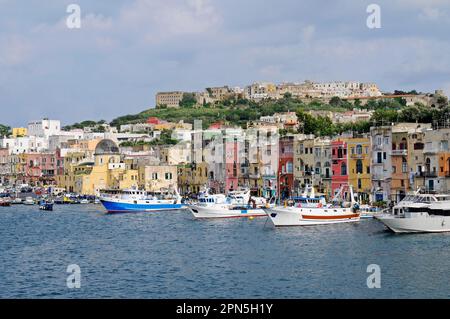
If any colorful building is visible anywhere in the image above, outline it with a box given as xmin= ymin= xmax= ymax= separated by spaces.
xmin=331 ymin=139 xmax=348 ymax=196
xmin=12 ymin=127 xmax=27 ymax=138
xmin=278 ymin=135 xmax=294 ymax=199
xmin=346 ymin=136 xmax=371 ymax=203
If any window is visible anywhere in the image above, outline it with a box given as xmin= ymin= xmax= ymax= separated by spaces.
xmin=377 ymin=152 xmax=382 ymax=164
xmin=341 ymin=162 xmax=347 ymax=176
xmin=165 ymin=173 xmax=173 ymax=180
xmin=402 ymin=158 xmax=408 ymax=173
xmin=356 ymin=145 xmax=362 ymax=155
xmin=356 ymin=160 xmax=363 ymax=174
xmin=286 ymin=162 xmax=293 ymax=173
xmin=152 ymin=173 xmax=158 ymax=180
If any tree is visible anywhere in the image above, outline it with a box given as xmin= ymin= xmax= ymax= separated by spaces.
xmin=283 ymin=92 xmax=293 ymax=99
xmin=0 ymin=124 xmax=10 ymax=137
xmin=179 ymin=93 xmax=197 ymax=108
xmin=329 ymin=96 xmax=343 ymax=107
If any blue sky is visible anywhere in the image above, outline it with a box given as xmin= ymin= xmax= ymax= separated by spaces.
xmin=1 ymin=0 xmax=450 ymax=126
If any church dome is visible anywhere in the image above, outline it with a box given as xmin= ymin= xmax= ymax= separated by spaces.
xmin=94 ymin=139 xmax=119 ymax=155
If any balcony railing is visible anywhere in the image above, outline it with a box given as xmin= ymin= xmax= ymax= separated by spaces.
xmin=416 ymin=171 xmax=438 ymax=178
xmin=391 ymin=149 xmax=407 ymax=156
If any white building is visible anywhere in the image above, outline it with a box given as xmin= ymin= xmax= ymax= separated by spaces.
xmin=0 ymin=136 xmax=48 ymax=154
xmin=27 ymin=119 xmax=61 ymax=137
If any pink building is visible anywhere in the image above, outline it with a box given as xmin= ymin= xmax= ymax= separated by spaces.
xmin=224 ymin=135 xmax=239 ymax=192
xmin=22 ymin=151 xmax=63 ymax=185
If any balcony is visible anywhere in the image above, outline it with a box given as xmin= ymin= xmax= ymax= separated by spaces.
xmin=416 ymin=171 xmax=438 ymax=178
xmin=423 ymin=147 xmax=438 ymax=154
xmin=350 ymin=153 xmax=363 ymax=159
xmin=391 ymin=149 xmax=407 ymax=156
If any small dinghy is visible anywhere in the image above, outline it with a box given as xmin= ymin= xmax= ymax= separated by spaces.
xmin=39 ymin=200 xmax=54 ymax=211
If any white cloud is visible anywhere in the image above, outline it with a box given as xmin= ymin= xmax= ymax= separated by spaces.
xmin=418 ymin=7 xmax=447 ymax=21
xmin=0 ymin=35 xmax=31 ymax=66
xmin=118 ymin=0 xmax=222 ymax=41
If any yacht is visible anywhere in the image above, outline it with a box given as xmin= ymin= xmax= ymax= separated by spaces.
xmin=188 ymin=188 xmax=269 ymax=219
xmin=376 ymin=193 xmax=450 ymax=233
xmin=264 ymin=185 xmax=360 ymax=227
xmin=99 ymin=187 xmax=183 ymax=213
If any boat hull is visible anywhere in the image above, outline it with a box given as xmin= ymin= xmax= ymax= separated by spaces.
xmin=100 ymin=198 xmax=184 ymax=213
xmin=189 ymin=205 xmax=267 ymax=219
xmin=265 ymin=206 xmax=360 ymax=227
xmin=375 ymin=214 xmax=450 ymax=233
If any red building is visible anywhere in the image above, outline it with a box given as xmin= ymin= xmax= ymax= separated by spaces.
xmin=278 ymin=135 xmax=294 ymax=199
xmin=331 ymin=140 xmax=348 ymax=196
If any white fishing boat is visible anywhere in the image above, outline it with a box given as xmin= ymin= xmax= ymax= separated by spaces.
xmin=376 ymin=198 xmax=450 ymax=233
xmin=265 ymin=185 xmax=360 ymax=227
xmin=188 ymin=188 xmax=269 ymax=219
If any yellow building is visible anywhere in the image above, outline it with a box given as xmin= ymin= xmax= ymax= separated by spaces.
xmin=12 ymin=127 xmax=27 ymax=137
xmin=178 ymin=162 xmax=208 ymax=195
xmin=138 ymin=165 xmax=178 ymax=192
xmin=346 ymin=137 xmax=371 ymax=203
xmin=57 ymin=139 xmax=134 ymax=195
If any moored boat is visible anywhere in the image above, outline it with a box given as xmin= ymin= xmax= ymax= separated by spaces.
xmin=359 ymin=205 xmax=382 ymax=219
xmin=39 ymin=200 xmax=54 ymax=211
xmin=265 ymin=185 xmax=360 ymax=227
xmin=0 ymin=197 xmax=11 ymax=207
xmin=99 ymin=188 xmax=184 ymax=213
xmin=23 ymin=197 xmax=35 ymax=205
xmin=188 ymin=189 xmax=269 ymax=219
xmin=375 ymin=200 xmax=450 ymax=233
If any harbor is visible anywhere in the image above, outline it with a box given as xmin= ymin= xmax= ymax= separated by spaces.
xmin=1 ymin=203 xmax=450 ymax=299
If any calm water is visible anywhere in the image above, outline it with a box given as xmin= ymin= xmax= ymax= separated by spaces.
xmin=0 ymin=204 xmax=449 ymax=299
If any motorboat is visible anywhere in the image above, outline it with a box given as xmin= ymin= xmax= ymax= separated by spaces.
xmin=376 ymin=199 xmax=450 ymax=233
xmin=188 ymin=188 xmax=269 ymax=219
xmin=0 ymin=197 xmax=11 ymax=207
xmin=39 ymin=199 xmax=54 ymax=211
xmin=359 ymin=205 xmax=382 ymax=219
xmin=99 ymin=187 xmax=184 ymax=213
xmin=23 ymin=197 xmax=35 ymax=205
xmin=11 ymin=197 xmax=23 ymax=205
xmin=265 ymin=185 xmax=360 ymax=227
xmin=390 ymin=189 xmax=450 ymax=216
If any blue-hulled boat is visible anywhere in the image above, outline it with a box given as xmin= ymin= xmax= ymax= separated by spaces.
xmin=99 ymin=188 xmax=184 ymax=213
xmin=39 ymin=200 xmax=53 ymax=211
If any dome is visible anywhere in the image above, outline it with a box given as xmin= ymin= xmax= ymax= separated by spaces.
xmin=95 ymin=139 xmax=119 ymax=155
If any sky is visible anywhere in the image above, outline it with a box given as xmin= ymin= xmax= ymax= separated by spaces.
xmin=1 ymin=0 xmax=450 ymax=126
